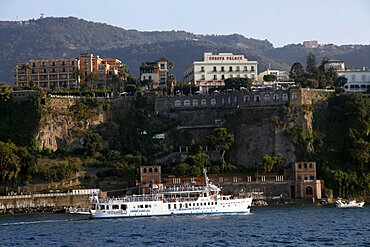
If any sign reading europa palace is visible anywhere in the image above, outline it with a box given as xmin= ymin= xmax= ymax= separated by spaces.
xmin=208 ymin=56 xmax=244 ymax=61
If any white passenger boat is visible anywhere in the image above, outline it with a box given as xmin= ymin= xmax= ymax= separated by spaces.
xmin=90 ymin=170 xmax=252 ymax=219
xmin=335 ymin=199 xmax=365 ymax=208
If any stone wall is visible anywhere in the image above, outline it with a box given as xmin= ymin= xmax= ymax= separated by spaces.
xmin=155 ymin=88 xmax=302 ymax=113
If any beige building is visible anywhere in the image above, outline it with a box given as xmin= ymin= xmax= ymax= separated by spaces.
xmin=184 ymin=52 xmax=258 ymax=94
xmin=258 ymin=69 xmax=289 ymax=82
xmin=139 ymin=57 xmax=169 ymax=90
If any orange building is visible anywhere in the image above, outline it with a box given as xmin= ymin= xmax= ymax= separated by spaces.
xmin=140 ymin=165 xmax=162 ymax=193
xmin=78 ymin=53 xmax=122 ymax=88
xmin=289 ymin=161 xmax=323 ymax=199
xmin=15 ymin=58 xmax=77 ymax=89
xmin=15 ymin=53 xmax=122 ymax=90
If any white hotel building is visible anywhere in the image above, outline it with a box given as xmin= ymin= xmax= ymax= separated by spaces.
xmin=184 ymin=52 xmax=258 ymax=94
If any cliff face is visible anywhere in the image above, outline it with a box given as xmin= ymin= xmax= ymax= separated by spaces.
xmin=38 ymin=98 xmax=107 ymax=151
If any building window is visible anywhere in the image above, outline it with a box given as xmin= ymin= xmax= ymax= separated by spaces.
xmin=264 ymin=94 xmax=271 ymax=102
xmin=244 ymin=95 xmax=250 ymax=102
xmin=52 ymin=62 xmax=55 ymax=66
xmin=62 ymin=61 xmax=65 ymax=66
xmin=305 ymin=186 xmax=313 ymax=195
xmin=201 ymin=75 xmax=205 ymax=80
xmin=254 ymin=95 xmax=260 ymax=102
xmin=213 ymin=75 xmax=217 ymax=80
xmin=229 ymin=66 xmax=233 ymax=72
xmin=149 ymin=167 xmax=153 ymax=173
xmin=213 ymin=66 xmax=217 ymax=72
xmin=154 ymin=167 xmax=158 ymax=172
xmin=273 ymin=94 xmax=279 ymax=102
xmin=211 ymin=98 xmax=216 ymax=106
xmin=32 ymin=63 xmax=35 ymax=67
xmin=174 ymin=100 xmax=181 ymax=108
xmin=221 ymin=66 xmax=224 ymax=72
xmin=160 ymin=63 xmax=165 ymax=69
xmin=244 ymin=66 xmax=248 ymax=71
xmin=201 ymin=99 xmax=207 ymax=106
xmin=292 ymin=92 xmax=298 ymax=100
xmin=221 ymin=75 xmax=225 ymax=80
xmin=192 ymin=99 xmax=198 ymax=107
xmin=184 ymin=100 xmax=191 ymax=107
xmin=251 ymin=66 xmax=255 ymax=71
xmin=72 ymin=61 xmax=75 ymax=65
xmin=236 ymin=66 xmax=240 ymax=71
xmin=233 ymin=176 xmax=238 ymax=183
xmin=201 ymin=66 xmax=204 ymax=72
xmin=282 ymin=93 xmax=288 ymax=101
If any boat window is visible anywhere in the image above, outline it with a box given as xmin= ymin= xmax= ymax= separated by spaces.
xmin=145 ymin=205 xmax=148 ymax=208
xmin=179 ymin=204 xmax=182 ymax=208
xmin=208 ymin=202 xmax=210 ymax=206
xmin=197 ymin=203 xmax=199 ymax=206
xmin=100 ymin=205 xmax=105 ymax=210
xmin=211 ymin=202 xmax=214 ymax=205
xmin=174 ymin=204 xmax=177 ymax=209
xmin=204 ymin=193 xmax=207 ymax=197
xmin=112 ymin=204 xmax=119 ymax=209
xmin=168 ymin=204 xmax=171 ymax=209
xmin=106 ymin=205 xmax=110 ymax=210
xmin=215 ymin=202 xmax=217 ymax=205
xmin=185 ymin=203 xmax=188 ymax=208
xmin=121 ymin=204 xmax=127 ymax=210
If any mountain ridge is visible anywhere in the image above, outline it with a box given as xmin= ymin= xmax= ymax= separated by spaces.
xmin=0 ymin=17 xmax=369 ymax=84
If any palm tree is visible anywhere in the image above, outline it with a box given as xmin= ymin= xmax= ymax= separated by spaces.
xmin=21 ymin=63 xmax=31 ymax=88
xmin=117 ymin=64 xmax=129 ymax=92
xmin=73 ymin=68 xmax=84 ymax=89
xmin=86 ymin=72 xmax=99 ymax=90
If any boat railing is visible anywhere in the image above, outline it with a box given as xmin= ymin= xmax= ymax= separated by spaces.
xmin=97 ymin=195 xmax=162 ymax=203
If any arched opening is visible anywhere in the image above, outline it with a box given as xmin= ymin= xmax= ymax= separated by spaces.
xmin=154 ymin=167 xmax=158 ymax=173
xmin=143 ymin=168 xmax=147 ymax=173
xmin=305 ymin=186 xmax=313 ymax=195
xmin=149 ymin=167 xmax=153 ymax=173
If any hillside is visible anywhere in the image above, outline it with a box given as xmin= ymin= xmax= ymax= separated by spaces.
xmin=0 ymin=17 xmax=369 ymax=84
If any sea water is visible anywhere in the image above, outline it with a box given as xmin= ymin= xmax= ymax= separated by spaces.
xmin=0 ymin=205 xmax=369 ymax=246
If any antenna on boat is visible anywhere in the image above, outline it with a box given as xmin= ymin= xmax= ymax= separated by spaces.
xmin=203 ymin=167 xmax=210 ymax=186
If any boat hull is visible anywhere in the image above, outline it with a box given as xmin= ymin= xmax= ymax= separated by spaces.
xmin=90 ymin=198 xmax=252 ymax=219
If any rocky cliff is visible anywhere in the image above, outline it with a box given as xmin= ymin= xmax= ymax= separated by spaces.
xmin=38 ymin=98 xmax=108 ymax=151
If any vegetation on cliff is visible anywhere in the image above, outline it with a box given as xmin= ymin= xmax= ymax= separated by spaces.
xmin=312 ymin=94 xmax=370 ymax=197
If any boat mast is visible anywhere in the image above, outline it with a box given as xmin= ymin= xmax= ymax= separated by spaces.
xmin=203 ymin=168 xmax=210 ymax=187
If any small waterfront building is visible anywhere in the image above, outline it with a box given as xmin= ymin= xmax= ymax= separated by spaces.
xmin=140 ymin=165 xmax=162 ymax=193
xmin=184 ymin=52 xmax=258 ymax=94
xmin=287 ymin=161 xmax=322 ymax=200
xmin=140 ymin=57 xmax=169 ymax=90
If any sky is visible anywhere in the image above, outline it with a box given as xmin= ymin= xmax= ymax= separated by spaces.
xmin=0 ymin=0 xmax=369 ymax=47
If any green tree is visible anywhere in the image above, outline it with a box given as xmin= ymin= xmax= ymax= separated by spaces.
xmin=167 ymin=74 xmax=176 ymax=95
xmin=0 ymin=83 xmax=13 ymax=102
xmin=0 ymin=141 xmax=21 ymax=186
xmin=306 ymin=52 xmax=317 ymax=78
xmin=83 ymin=132 xmax=102 ymax=157
xmin=73 ymin=68 xmax=84 ymax=89
xmin=186 ymin=150 xmax=210 ymax=169
xmin=86 ymin=72 xmax=99 ymax=89
xmin=256 ymin=154 xmax=285 ymax=173
xmin=290 ymin=62 xmax=306 ymax=86
xmin=223 ymin=77 xmax=252 ymax=90
xmin=209 ymin=128 xmax=234 ymax=173
xmin=263 ymin=74 xmax=277 ymax=82
xmin=118 ymin=64 xmax=129 ymax=92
